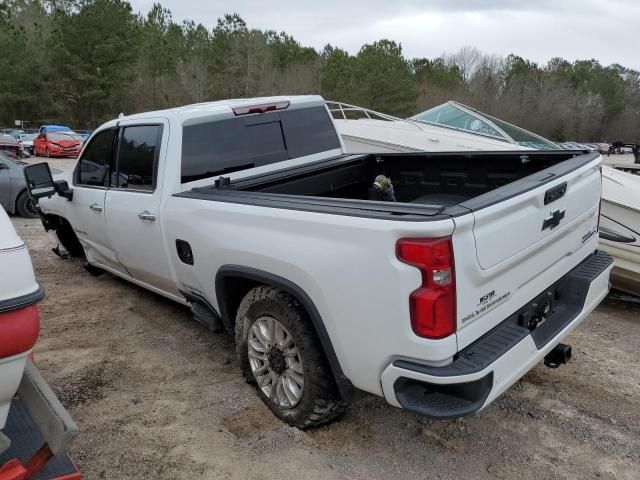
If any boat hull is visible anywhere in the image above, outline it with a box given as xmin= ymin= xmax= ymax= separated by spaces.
xmin=0 ymin=351 xmax=29 ymax=429
xmin=600 ymin=167 xmax=640 ymax=294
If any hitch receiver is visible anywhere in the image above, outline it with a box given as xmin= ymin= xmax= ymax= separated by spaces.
xmin=544 ymin=343 xmax=572 ymax=368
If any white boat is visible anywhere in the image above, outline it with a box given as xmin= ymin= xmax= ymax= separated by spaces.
xmin=328 ymin=100 xmax=640 ymax=294
xmin=599 ymin=165 xmax=640 ymax=295
xmin=328 ymin=100 xmax=559 ymax=153
xmin=0 ymin=207 xmax=42 ymax=428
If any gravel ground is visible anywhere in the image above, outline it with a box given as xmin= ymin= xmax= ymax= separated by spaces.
xmin=9 ymin=215 xmax=640 ymax=480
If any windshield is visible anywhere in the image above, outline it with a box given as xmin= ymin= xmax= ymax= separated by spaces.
xmin=410 ymin=103 xmax=507 ymax=140
xmin=49 ymin=132 xmax=79 ymax=141
xmin=0 ymin=135 xmax=18 ymax=144
xmin=22 ymin=133 xmax=37 ymax=141
xmin=482 ymin=114 xmax=559 ymax=150
xmin=410 ymin=102 xmax=559 ymax=149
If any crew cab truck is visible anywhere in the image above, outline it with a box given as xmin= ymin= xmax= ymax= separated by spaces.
xmin=25 ymin=95 xmax=613 ymax=428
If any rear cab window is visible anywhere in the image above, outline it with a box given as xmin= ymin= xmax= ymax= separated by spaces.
xmin=181 ymin=106 xmax=340 ymax=183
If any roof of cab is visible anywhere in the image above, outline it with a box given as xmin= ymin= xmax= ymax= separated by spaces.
xmin=115 ymin=95 xmax=325 ymax=123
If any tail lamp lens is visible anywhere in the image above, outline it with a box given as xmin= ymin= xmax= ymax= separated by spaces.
xmin=397 ymin=237 xmax=456 ymax=339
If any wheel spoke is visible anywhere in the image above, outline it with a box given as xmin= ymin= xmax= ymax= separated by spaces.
xmin=248 ymin=349 xmax=267 ymax=360
xmin=248 ymin=337 xmax=267 ymax=353
xmin=286 ymin=358 xmax=303 ymax=375
xmin=275 ymin=375 xmax=288 ymax=406
xmin=287 ymin=369 xmax=304 ymax=388
xmin=274 ymin=323 xmax=286 ymax=346
xmin=251 ymin=323 xmax=270 ymax=349
xmin=256 ymin=374 xmax=270 ymax=388
xmin=279 ymin=331 xmax=293 ymax=349
xmin=282 ymin=374 xmax=300 ymax=404
xmin=269 ymin=372 xmax=280 ymax=401
xmin=266 ymin=318 xmax=276 ymax=343
xmin=283 ymin=346 xmax=298 ymax=358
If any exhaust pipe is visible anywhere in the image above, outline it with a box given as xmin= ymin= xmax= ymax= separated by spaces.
xmin=544 ymin=343 xmax=572 ymax=368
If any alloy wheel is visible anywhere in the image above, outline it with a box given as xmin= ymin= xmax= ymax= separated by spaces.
xmin=247 ymin=316 xmax=304 ymax=408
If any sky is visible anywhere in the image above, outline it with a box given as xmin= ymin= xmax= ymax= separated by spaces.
xmin=130 ymin=0 xmax=640 ymax=70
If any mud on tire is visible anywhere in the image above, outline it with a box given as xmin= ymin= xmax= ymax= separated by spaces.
xmin=235 ymin=285 xmax=347 ymax=428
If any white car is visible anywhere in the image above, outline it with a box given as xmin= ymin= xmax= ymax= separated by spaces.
xmin=30 ymin=95 xmax=612 ymax=428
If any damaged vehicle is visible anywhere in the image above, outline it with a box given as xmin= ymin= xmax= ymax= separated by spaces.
xmin=25 ymin=95 xmax=612 ymax=428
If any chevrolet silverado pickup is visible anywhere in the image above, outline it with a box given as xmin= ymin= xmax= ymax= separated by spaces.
xmin=25 ymin=95 xmax=613 ymax=428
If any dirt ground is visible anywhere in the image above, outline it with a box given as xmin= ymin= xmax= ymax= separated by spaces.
xmin=10 ymin=154 xmax=640 ymax=479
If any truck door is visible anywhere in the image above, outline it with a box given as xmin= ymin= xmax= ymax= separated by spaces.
xmin=67 ymin=128 xmax=123 ymax=271
xmin=104 ymin=120 xmax=177 ymax=295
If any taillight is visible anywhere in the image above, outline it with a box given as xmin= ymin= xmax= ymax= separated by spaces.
xmin=397 ymin=237 xmax=456 ymax=339
xmin=232 ymin=100 xmax=290 ymax=116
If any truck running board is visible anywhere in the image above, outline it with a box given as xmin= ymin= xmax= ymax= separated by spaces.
xmin=180 ymin=289 xmax=226 ymax=333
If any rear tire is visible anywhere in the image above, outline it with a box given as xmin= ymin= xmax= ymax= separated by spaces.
xmin=15 ymin=191 xmax=38 ymax=218
xmin=235 ymin=286 xmax=347 ymax=429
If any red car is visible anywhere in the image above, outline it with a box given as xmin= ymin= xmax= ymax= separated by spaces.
xmin=33 ymin=132 xmax=82 ymax=158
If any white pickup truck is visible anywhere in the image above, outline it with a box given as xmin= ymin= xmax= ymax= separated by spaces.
xmin=25 ymin=95 xmax=613 ymax=428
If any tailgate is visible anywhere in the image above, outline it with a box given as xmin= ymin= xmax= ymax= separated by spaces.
xmin=454 ymin=152 xmax=602 ymax=347
xmin=472 ymin=154 xmax=601 ymax=269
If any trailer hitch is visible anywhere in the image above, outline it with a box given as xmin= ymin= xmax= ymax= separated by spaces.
xmin=544 ymin=343 xmax=572 ymax=368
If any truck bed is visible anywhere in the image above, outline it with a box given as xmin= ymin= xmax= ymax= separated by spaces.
xmin=178 ymin=150 xmax=598 ymax=220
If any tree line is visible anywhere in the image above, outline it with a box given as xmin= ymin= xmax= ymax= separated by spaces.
xmin=1 ymin=0 xmax=639 ymax=142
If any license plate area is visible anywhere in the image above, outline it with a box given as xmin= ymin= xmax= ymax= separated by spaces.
xmin=517 ymin=285 xmax=562 ymax=332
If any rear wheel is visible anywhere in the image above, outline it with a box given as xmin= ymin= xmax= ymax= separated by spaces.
xmin=15 ymin=191 xmax=38 ymax=218
xmin=235 ymin=286 xmax=347 ymax=428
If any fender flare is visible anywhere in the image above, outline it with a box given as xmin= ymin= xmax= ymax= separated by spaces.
xmin=215 ymin=265 xmax=363 ymax=401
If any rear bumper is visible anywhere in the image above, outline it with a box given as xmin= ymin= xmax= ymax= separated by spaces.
xmin=48 ymin=151 xmax=79 ymax=158
xmin=380 ymin=250 xmax=613 ymax=419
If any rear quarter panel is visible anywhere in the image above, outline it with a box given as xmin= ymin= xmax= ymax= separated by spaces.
xmin=163 ymin=195 xmax=457 ymax=396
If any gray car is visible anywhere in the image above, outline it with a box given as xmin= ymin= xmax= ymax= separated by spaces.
xmin=0 ymin=153 xmax=38 ymax=218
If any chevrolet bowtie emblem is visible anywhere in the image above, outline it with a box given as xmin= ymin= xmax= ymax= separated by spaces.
xmin=542 ymin=209 xmax=565 ymax=231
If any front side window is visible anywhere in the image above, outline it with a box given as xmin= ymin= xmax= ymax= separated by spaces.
xmin=115 ymin=125 xmax=162 ymax=191
xmin=76 ymin=129 xmax=116 ymax=187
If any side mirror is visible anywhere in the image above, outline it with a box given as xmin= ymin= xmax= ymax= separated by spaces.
xmin=53 ymin=180 xmax=73 ymax=200
xmin=24 ymin=162 xmax=57 ymax=199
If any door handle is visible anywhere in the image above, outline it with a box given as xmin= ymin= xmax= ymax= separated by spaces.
xmin=89 ymin=203 xmax=103 ymax=212
xmin=138 ymin=211 xmax=156 ymax=222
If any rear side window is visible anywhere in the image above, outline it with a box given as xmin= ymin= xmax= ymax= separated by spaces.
xmin=77 ymin=129 xmax=116 ymax=187
xmin=115 ymin=125 xmax=162 ymax=191
xmin=181 ymin=106 xmax=340 ymax=183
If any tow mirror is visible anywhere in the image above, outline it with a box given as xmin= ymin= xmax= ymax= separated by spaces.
xmin=24 ymin=162 xmax=73 ymax=201
xmin=24 ymin=162 xmax=56 ymax=199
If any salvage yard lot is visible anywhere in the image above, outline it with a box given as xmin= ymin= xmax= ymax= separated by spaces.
xmin=9 ymin=215 xmax=639 ymax=480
